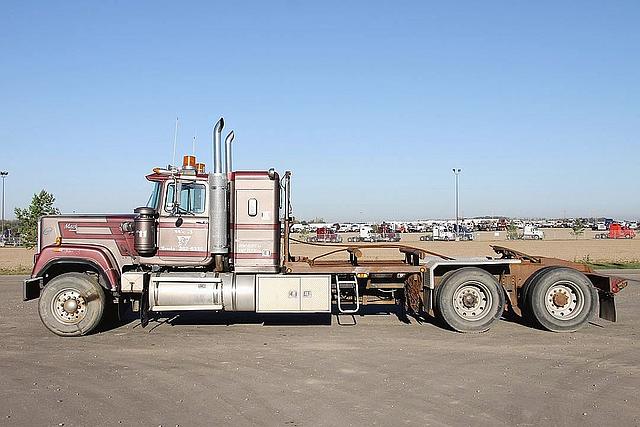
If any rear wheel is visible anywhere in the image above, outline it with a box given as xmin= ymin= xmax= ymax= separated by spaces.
xmin=38 ymin=272 xmax=106 ymax=336
xmin=435 ymin=268 xmax=505 ymax=333
xmin=527 ymin=268 xmax=597 ymax=332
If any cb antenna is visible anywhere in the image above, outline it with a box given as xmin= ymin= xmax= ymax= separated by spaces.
xmin=171 ymin=117 xmax=179 ymax=168
xmin=192 ymin=131 xmax=197 ymax=156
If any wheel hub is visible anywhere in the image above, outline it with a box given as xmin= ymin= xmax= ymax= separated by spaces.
xmin=52 ymin=289 xmax=87 ymax=323
xmin=552 ymin=291 xmax=570 ymax=308
xmin=453 ymin=281 xmax=492 ymax=321
xmin=462 ymin=293 xmax=478 ymax=308
xmin=63 ymin=299 xmax=79 ymax=313
xmin=544 ymin=281 xmax=584 ymax=321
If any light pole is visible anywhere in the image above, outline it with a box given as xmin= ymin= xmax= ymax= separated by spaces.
xmin=0 ymin=171 xmax=8 ymax=241
xmin=452 ymin=168 xmax=461 ymax=240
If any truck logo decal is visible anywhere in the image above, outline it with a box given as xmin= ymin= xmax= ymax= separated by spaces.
xmin=176 ymin=235 xmax=192 ymax=249
xmin=64 ymin=223 xmax=77 ymax=231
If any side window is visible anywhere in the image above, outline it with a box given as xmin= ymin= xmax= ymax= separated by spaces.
xmin=165 ymin=183 xmax=207 ymax=215
xmin=248 ymin=198 xmax=258 ymax=217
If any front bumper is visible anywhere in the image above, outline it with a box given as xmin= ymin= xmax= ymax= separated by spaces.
xmin=23 ymin=277 xmax=43 ymax=301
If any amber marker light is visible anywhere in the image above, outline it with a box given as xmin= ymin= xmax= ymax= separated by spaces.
xmin=183 ymin=155 xmax=196 ymax=169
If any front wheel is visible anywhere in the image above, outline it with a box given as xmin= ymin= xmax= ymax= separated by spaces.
xmin=38 ymin=272 xmax=106 ymax=336
xmin=435 ymin=268 xmax=505 ymax=333
xmin=527 ymin=268 xmax=597 ymax=332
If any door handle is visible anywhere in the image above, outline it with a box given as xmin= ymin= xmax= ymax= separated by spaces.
xmin=195 ymin=221 xmax=208 ymax=224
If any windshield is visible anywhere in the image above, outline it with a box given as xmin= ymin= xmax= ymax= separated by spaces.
xmin=146 ymin=182 xmax=161 ymax=210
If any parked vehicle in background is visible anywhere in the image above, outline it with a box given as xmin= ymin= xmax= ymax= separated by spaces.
xmin=421 ymin=225 xmax=474 ymax=241
xmin=507 ymin=225 xmax=544 ymax=240
xmin=595 ymin=223 xmax=636 ymax=239
xmin=307 ymin=227 xmax=342 ymax=243
xmin=336 ymin=223 xmax=353 ymax=233
xmin=348 ymin=225 xmax=401 ymax=242
xmin=457 ymin=227 xmax=475 ymax=241
xmin=522 ymin=225 xmax=544 ymax=240
xmin=593 ymin=222 xmax=607 ymax=231
xmin=421 ymin=225 xmax=455 ymax=241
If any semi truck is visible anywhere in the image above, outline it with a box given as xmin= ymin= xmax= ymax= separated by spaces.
xmin=24 ymin=117 xmax=627 ymax=336
xmin=307 ymin=227 xmax=342 ymax=243
xmin=346 ymin=225 xmax=401 ymax=243
xmin=595 ymin=223 xmax=636 ymax=239
xmin=420 ymin=225 xmax=474 ymax=241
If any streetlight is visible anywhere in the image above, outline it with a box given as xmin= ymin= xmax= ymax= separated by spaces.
xmin=452 ymin=168 xmax=461 ymax=240
xmin=0 ymin=171 xmax=7 ymax=241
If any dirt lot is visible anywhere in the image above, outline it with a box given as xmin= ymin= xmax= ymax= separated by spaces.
xmin=1 ymin=228 xmax=639 ymax=274
xmin=0 ymin=273 xmax=639 ymax=426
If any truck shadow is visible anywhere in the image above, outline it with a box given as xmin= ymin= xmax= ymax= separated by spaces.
xmin=99 ymin=303 xmax=443 ymax=332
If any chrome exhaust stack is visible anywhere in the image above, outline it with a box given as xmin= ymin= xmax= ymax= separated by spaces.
xmin=209 ymin=118 xmax=228 ymax=261
xmin=224 ymin=131 xmax=234 ymax=175
xmin=213 ymin=118 xmax=224 ymax=173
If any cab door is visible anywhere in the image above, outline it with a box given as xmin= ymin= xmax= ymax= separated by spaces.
xmin=157 ymin=180 xmax=210 ymax=264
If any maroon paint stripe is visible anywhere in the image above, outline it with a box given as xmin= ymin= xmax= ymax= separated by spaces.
xmin=233 ymin=223 xmax=279 ymax=230
xmin=157 ymin=251 xmax=209 ymax=257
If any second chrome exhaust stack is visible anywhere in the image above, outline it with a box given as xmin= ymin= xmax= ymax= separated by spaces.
xmin=224 ymin=131 xmax=234 ymax=175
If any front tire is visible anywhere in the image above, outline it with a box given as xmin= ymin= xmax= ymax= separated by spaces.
xmin=38 ymin=272 xmax=106 ymax=337
xmin=435 ymin=268 xmax=505 ymax=333
xmin=527 ymin=268 xmax=597 ymax=332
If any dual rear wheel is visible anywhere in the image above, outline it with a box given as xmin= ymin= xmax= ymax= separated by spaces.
xmin=521 ymin=267 xmax=597 ymax=332
xmin=435 ymin=267 xmax=597 ymax=333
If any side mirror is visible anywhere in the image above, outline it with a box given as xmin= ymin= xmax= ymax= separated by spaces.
xmin=171 ymin=177 xmax=182 ymax=216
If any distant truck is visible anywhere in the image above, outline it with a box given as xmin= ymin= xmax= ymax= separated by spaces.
xmin=307 ymin=227 xmax=342 ymax=243
xmin=507 ymin=225 xmax=544 ymax=240
xmin=347 ymin=225 xmax=401 ymax=242
xmin=420 ymin=225 xmax=474 ymax=242
xmin=595 ymin=223 xmax=636 ymax=239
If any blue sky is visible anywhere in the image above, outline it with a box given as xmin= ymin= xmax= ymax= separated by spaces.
xmin=1 ymin=1 xmax=638 ymax=222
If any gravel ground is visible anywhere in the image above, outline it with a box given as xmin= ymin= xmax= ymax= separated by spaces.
xmin=0 ymin=272 xmax=639 ymax=426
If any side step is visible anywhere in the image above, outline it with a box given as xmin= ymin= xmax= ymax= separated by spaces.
xmin=336 ymin=274 xmax=360 ymax=314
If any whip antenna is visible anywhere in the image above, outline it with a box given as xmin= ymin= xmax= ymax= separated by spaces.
xmin=171 ymin=117 xmax=179 ymax=168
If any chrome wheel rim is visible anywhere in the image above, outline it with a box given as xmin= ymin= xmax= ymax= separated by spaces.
xmin=51 ymin=288 xmax=87 ymax=323
xmin=544 ymin=281 xmax=584 ymax=321
xmin=453 ymin=281 xmax=493 ymax=321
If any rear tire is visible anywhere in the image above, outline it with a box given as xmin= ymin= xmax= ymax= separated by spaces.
xmin=435 ymin=268 xmax=505 ymax=333
xmin=38 ymin=272 xmax=106 ymax=337
xmin=527 ymin=268 xmax=597 ymax=332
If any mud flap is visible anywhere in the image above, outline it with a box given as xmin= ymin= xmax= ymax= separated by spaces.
xmin=140 ymin=274 xmax=150 ymax=327
xmin=23 ymin=277 xmax=42 ymax=301
xmin=598 ymin=291 xmax=617 ymax=322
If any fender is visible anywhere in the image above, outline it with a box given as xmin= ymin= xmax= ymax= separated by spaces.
xmin=32 ymin=244 xmax=120 ymax=291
